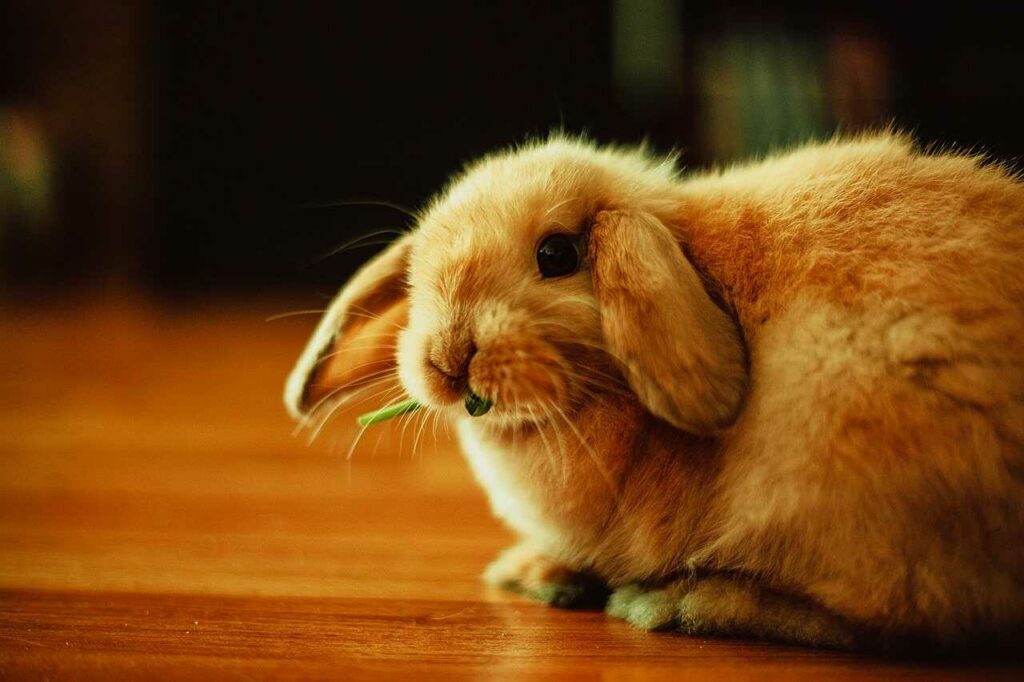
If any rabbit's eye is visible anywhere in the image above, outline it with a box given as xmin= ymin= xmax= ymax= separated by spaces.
xmin=536 ymin=233 xmax=580 ymax=279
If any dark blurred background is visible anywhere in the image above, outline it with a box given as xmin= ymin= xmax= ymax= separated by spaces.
xmin=3 ymin=0 xmax=1024 ymax=300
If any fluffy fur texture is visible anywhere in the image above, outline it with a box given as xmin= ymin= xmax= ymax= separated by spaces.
xmin=286 ymin=132 xmax=1024 ymax=652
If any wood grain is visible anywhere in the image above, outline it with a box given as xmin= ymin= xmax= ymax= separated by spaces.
xmin=0 ymin=299 xmax=1019 ymax=680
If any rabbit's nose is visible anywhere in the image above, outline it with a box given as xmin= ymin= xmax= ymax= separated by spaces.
xmin=429 ymin=334 xmax=477 ymax=380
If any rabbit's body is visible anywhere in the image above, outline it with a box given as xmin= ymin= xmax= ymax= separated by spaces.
xmin=288 ymin=133 xmax=1024 ymax=650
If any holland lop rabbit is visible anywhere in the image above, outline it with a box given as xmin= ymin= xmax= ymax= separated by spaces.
xmin=286 ymin=133 xmax=1024 ymax=651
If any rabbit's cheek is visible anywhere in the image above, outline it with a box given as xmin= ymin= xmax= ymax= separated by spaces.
xmin=468 ymin=339 xmax=569 ymax=413
xmin=396 ymin=327 xmax=457 ymax=406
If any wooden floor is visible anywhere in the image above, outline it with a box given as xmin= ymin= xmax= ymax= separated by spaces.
xmin=0 ymin=299 xmax=1020 ymax=680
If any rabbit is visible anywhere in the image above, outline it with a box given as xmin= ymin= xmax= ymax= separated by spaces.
xmin=285 ymin=132 xmax=1024 ymax=652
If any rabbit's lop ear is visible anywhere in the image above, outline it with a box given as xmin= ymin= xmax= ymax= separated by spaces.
xmin=284 ymin=232 xmax=413 ymax=420
xmin=589 ymin=210 xmax=747 ymax=434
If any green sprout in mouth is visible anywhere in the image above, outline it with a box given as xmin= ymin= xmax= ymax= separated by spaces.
xmin=355 ymin=391 xmax=495 ymax=427
xmin=356 ymin=399 xmax=421 ymax=427
xmin=464 ymin=390 xmax=493 ymax=417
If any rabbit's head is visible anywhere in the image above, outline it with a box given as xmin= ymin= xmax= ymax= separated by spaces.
xmin=287 ymin=137 xmax=746 ymax=435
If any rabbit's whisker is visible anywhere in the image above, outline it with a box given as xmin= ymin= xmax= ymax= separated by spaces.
xmin=302 ymin=198 xmax=419 ymax=221
xmin=345 ymin=386 xmax=407 ymax=460
xmin=546 ymin=397 xmax=625 ymax=517
xmin=305 ymin=370 xmax=400 ymax=442
xmin=412 ymin=406 xmax=432 ymax=461
xmin=526 ymin=405 xmax=560 ymax=482
xmin=298 ymin=367 xmax=402 ymax=435
xmin=315 ymin=228 xmax=410 ymax=263
xmin=266 ymin=309 xmax=328 ymax=322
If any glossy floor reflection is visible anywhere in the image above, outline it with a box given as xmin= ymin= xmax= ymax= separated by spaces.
xmin=0 ymin=300 xmax=1018 ymax=680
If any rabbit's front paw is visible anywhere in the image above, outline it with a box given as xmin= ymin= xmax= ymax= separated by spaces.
xmin=676 ymin=577 xmax=860 ymax=649
xmin=610 ymin=575 xmax=860 ymax=649
xmin=484 ymin=543 xmax=609 ymax=609
xmin=606 ymin=580 xmax=695 ymax=630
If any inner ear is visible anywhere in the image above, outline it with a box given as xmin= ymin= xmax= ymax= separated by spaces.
xmin=302 ymin=298 xmax=409 ymax=410
xmin=285 ymin=233 xmax=412 ymax=419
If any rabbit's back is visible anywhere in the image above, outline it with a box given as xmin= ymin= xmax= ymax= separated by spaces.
xmin=689 ymin=136 xmax=1024 ymax=642
xmin=682 ymin=134 xmax=1023 ymax=316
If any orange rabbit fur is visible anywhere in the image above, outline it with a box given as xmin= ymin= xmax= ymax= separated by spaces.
xmin=287 ymin=132 xmax=1024 ymax=651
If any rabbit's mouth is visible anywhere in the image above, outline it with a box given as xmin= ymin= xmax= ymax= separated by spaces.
xmin=466 ymin=348 xmax=571 ymax=425
xmin=405 ymin=332 xmax=626 ymax=432
xmin=409 ymin=334 xmax=572 ymax=425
